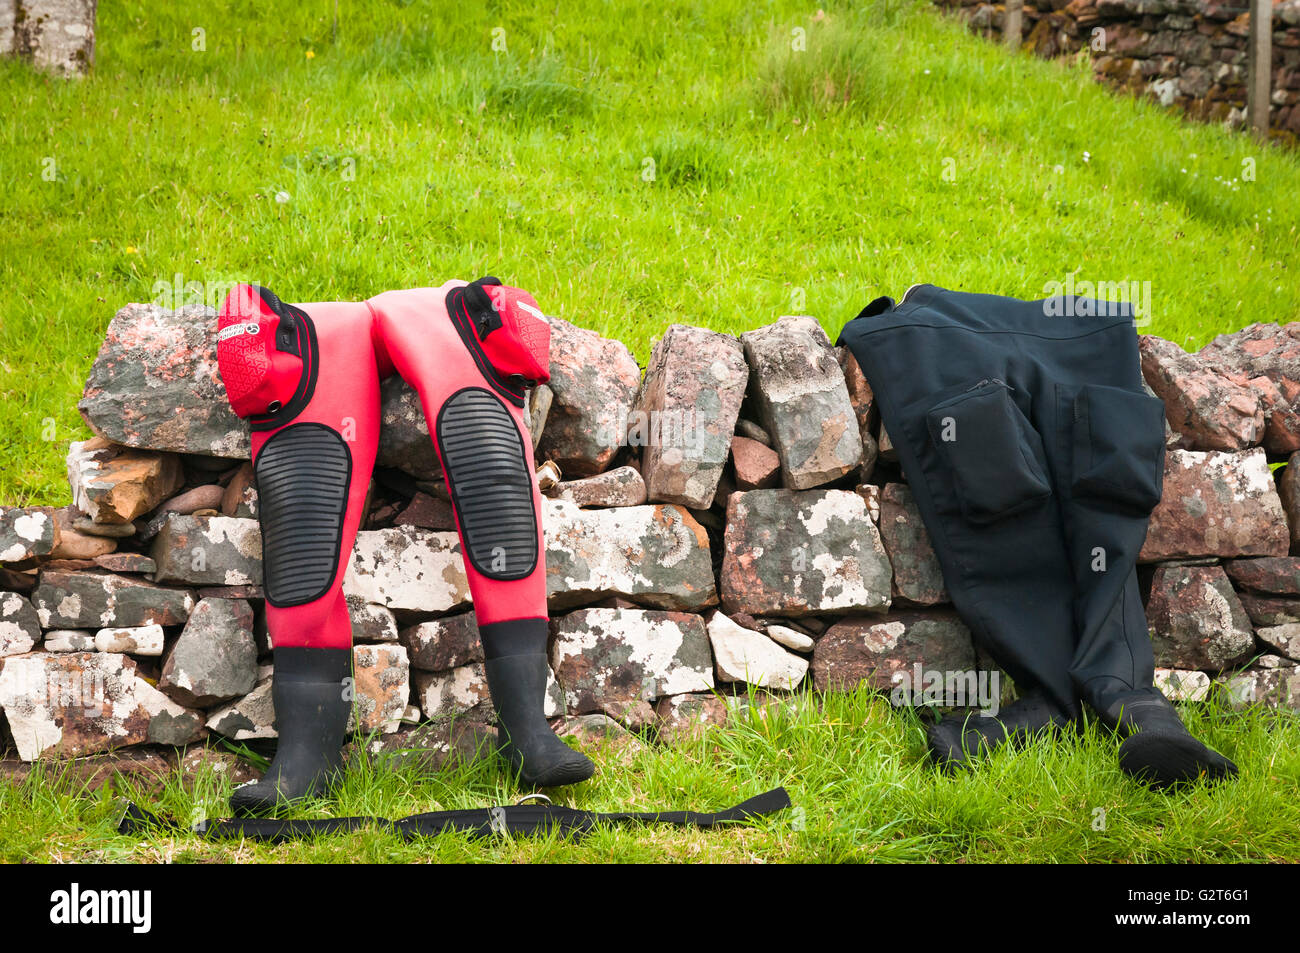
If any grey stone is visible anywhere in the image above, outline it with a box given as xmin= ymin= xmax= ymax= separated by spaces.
xmin=0 ymin=592 xmax=40 ymax=657
xmin=150 ymin=514 xmax=262 ymax=586
xmin=638 ymin=325 xmax=748 ymax=509
xmin=740 ymin=316 xmax=863 ymax=490
xmin=31 ymin=570 xmax=194 ymax=629
xmin=720 ymin=489 xmax=892 ymax=617
xmin=549 ymin=608 xmax=714 ymax=725
xmin=160 ymin=597 xmax=257 ymax=707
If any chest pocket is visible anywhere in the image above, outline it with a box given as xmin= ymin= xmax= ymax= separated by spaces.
xmin=926 ymin=379 xmax=1052 ymax=524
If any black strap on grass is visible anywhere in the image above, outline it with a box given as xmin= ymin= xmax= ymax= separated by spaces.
xmin=117 ymin=787 xmax=791 ymax=843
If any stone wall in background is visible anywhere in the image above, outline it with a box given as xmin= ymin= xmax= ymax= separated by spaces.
xmin=1 ymin=1 xmax=97 ymax=75
xmin=935 ymin=0 xmax=1300 ymax=141
xmin=1 ymin=301 xmax=1297 ymax=781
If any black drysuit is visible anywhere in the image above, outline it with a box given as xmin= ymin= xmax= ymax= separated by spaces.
xmin=837 ymin=285 xmax=1167 ymax=721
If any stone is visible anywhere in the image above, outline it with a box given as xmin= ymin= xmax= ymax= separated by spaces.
xmin=67 ymin=439 xmax=184 ymax=526
xmin=71 ymin=517 xmax=135 ymax=539
xmin=0 ymin=652 xmax=204 ymax=760
xmin=1199 ymin=322 xmax=1300 ymax=409
xmin=527 ymin=383 xmax=553 ymax=451
xmin=1223 ymin=557 xmax=1300 ymax=595
xmin=878 ymin=483 xmax=948 ymax=605
xmin=345 ymin=720 xmax=497 ymax=773
xmin=550 ymin=712 xmax=638 ymax=747
xmin=400 ymin=611 xmax=483 ymax=672
xmin=42 ymin=630 xmax=94 ymax=652
xmin=1280 ymin=453 xmax=1300 ymax=553
xmin=93 ymin=624 xmax=164 ymax=656
xmin=0 ymin=592 xmax=40 ymax=657
xmin=654 ymin=692 xmax=728 ymax=743
xmin=41 ymin=559 xmax=97 ymax=571
xmin=135 ymin=676 xmax=208 ymax=746
xmin=343 ymin=527 xmax=469 ymax=614
xmin=811 ymin=610 xmax=979 ymax=694
xmin=1140 ymin=449 xmax=1290 ymax=561
xmin=414 ymin=662 xmax=562 ymax=720
xmin=638 ymin=325 xmax=748 ymax=508
xmin=707 ymin=611 xmax=808 ymax=690
xmin=1153 ymin=668 xmax=1212 ymax=702
xmin=740 ymin=316 xmax=863 ymax=490
xmin=837 ymin=346 xmax=880 ymax=479
xmin=350 ymin=644 xmax=411 ymax=734
xmin=150 ymin=514 xmax=262 ymax=586
xmin=5 ymin=749 xmax=179 ymax=795
xmin=78 ymin=303 xmax=249 ymax=457
xmin=553 ymin=466 xmax=648 ymax=508
xmin=140 ymin=481 xmax=232 ymax=540
xmin=1139 ymin=334 xmax=1264 ymax=450
xmin=154 ymin=483 xmax=227 ymax=521
xmin=348 ymin=599 xmax=398 ymax=643
xmin=47 ymin=506 xmax=115 ymax=559
xmin=1239 ymin=593 xmax=1300 ymax=627
xmin=376 ymin=376 xmax=443 ymax=480
xmin=393 ymin=492 xmax=455 ymax=531
xmin=1214 ymin=664 xmax=1300 ymax=711
xmin=1145 ymin=564 xmax=1254 ymax=670
xmin=735 ymin=418 xmax=772 ymax=446
xmin=764 ymin=623 xmax=815 ymax=653
xmin=196 ymin=584 xmax=264 ymax=602
xmin=878 ymin=419 xmax=897 ymax=463
xmin=544 ymin=499 xmax=717 ymax=611
xmin=31 ymin=570 xmax=194 ymax=628
xmin=536 ymin=314 xmax=642 ymax=477
xmin=549 ymin=608 xmax=714 ymax=724
xmin=206 ymin=665 xmax=276 ymax=739
xmin=413 ymin=663 xmax=490 ymax=720
xmin=220 ymin=463 xmax=259 ymax=521
xmin=856 ymin=483 xmax=882 ymax=523
xmin=0 ymin=506 xmax=58 ymax=563
xmin=730 ymin=436 xmax=781 ymax=491
xmin=160 ymin=598 xmax=257 ymax=707
xmin=1257 ymin=623 xmax=1300 ymax=660
xmin=10 ymin=0 xmax=98 ymax=76
xmin=1246 ymin=375 xmax=1300 ymax=456
xmin=92 ymin=553 xmax=156 ymax=574
xmin=720 ymin=489 xmax=892 ymax=617
xmin=0 ymin=567 xmax=37 ymax=593
xmin=177 ymin=747 xmax=260 ymax=787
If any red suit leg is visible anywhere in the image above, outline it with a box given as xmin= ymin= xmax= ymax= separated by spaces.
xmin=216 ymin=285 xmax=385 ymax=812
xmin=370 ymin=277 xmax=594 ymax=787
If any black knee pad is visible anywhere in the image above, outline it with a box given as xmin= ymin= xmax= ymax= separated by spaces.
xmin=255 ymin=423 xmax=352 ymax=607
xmin=436 ymin=387 xmax=538 ymax=581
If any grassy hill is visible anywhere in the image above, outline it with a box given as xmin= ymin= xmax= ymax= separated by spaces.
xmin=0 ymin=0 xmax=1296 ymax=503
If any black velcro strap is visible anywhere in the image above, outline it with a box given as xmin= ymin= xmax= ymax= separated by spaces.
xmin=116 ymin=787 xmax=792 ymax=842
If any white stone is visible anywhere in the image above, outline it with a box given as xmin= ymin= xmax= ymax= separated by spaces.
xmin=707 ymin=612 xmax=808 ymax=690
xmin=1153 ymin=668 xmax=1211 ymax=702
xmin=764 ymin=623 xmax=815 ymax=653
xmin=94 ymin=623 xmax=165 ymax=656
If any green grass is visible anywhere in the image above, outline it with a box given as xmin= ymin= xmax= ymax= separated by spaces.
xmin=2 ymin=1 xmax=1299 ymax=863
xmin=2 ymin=687 xmax=1297 ymax=863
xmin=1 ymin=0 xmax=1297 ymax=504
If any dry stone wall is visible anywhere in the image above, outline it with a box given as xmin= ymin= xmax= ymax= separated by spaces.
xmin=1 ymin=302 xmax=1298 ymax=779
xmin=936 ymin=0 xmax=1300 ymax=140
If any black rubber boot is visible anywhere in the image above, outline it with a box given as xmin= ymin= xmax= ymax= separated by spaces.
xmin=926 ymin=689 xmax=1073 ymax=772
xmin=229 ymin=647 xmax=352 ymax=815
xmin=480 ymin=620 xmax=594 ymax=788
xmin=1097 ymin=687 xmax=1238 ymax=790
